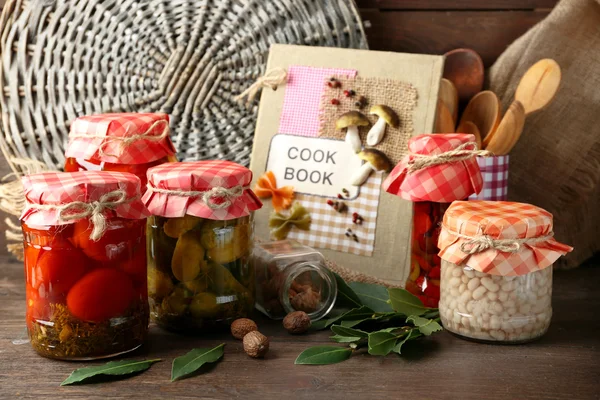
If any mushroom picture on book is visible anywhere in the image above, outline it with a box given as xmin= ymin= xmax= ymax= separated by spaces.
xmin=366 ymin=105 xmax=400 ymax=146
xmin=351 ymin=148 xmax=392 ymax=186
xmin=335 ymin=111 xmax=370 ymax=153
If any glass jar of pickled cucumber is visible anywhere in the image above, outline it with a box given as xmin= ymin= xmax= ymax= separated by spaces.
xmin=64 ymin=113 xmax=177 ymax=190
xmin=21 ymin=171 xmax=150 ymax=359
xmin=383 ymin=134 xmax=486 ymax=308
xmin=438 ymin=201 xmax=572 ymax=344
xmin=253 ymin=240 xmax=337 ymax=320
xmin=143 ymin=161 xmax=263 ymax=332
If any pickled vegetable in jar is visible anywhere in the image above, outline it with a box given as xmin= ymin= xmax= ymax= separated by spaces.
xmin=143 ymin=161 xmax=262 ymax=333
xmin=438 ymin=201 xmax=572 ymax=344
xmin=383 ymin=134 xmax=487 ymax=307
xmin=253 ymin=240 xmax=337 ymax=321
xmin=21 ymin=171 xmax=151 ymax=359
xmin=64 ymin=113 xmax=177 ymax=190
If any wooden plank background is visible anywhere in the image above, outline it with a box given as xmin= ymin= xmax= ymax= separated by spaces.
xmin=356 ymin=0 xmax=558 ymax=66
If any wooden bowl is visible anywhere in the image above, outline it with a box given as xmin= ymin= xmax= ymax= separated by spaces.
xmin=443 ymin=48 xmax=485 ymax=103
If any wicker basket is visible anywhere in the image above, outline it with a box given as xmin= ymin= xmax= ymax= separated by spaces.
xmin=0 ymin=0 xmax=367 ymax=172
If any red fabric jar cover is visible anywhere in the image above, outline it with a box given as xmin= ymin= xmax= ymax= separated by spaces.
xmin=438 ymin=201 xmax=573 ymax=276
xmin=65 ymin=113 xmax=176 ymax=164
xmin=21 ymin=171 xmax=149 ymax=239
xmin=143 ymin=160 xmax=262 ymax=220
xmin=383 ymin=134 xmax=485 ymax=202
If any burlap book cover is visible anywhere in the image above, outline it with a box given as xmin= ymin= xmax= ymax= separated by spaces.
xmin=249 ymin=44 xmax=443 ymax=284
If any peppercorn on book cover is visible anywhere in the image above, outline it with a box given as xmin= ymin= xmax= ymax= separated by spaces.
xmin=249 ymin=44 xmax=443 ymax=285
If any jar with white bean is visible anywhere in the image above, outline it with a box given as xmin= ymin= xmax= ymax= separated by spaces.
xmin=439 ymin=260 xmax=553 ymax=343
xmin=437 ymin=200 xmax=573 ymax=345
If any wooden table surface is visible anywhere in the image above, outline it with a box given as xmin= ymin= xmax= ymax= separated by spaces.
xmin=1 ymin=255 xmax=599 ymax=399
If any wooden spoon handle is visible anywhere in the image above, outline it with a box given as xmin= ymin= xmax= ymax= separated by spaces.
xmin=485 ymin=101 xmax=525 ymax=156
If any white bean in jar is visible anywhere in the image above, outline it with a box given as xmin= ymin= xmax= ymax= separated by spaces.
xmin=439 ymin=260 xmax=552 ymax=343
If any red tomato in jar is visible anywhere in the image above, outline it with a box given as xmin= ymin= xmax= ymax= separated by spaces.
xmin=35 ymin=247 xmax=89 ymax=294
xmin=424 ymin=284 xmax=440 ymax=300
xmin=66 ymin=268 xmax=135 ymax=322
xmin=103 ymin=158 xmax=166 ymax=189
xmin=428 ymin=266 xmax=441 ymax=280
xmin=22 ymin=223 xmax=74 ymax=248
xmin=118 ymin=244 xmax=147 ymax=285
xmin=71 ymin=219 xmax=142 ymax=262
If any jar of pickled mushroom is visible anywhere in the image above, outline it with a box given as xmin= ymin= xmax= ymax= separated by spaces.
xmin=438 ymin=201 xmax=572 ymax=343
xmin=21 ymin=171 xmax=150 ymax=359
xmin=383 ymin=134 xmax=487 ymax=307
xmin=253 ymin=240 xmax=337 ymax=320
xmin=64 ymin=113 xmax=177 ymax=190
xmin=143 ymin=161 xmax=263 ymax=332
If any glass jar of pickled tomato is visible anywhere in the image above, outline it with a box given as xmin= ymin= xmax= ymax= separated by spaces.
xmin=21 ymin=171 xmax=151 ymax=359
xmin=143 ymin=161 xmax=263 ymax=333
xmin=64 ymin=113 xmax=177 ymax=190
xmin=438 ymin=201 xmax=572 ymax=343
xmin=383 ymin=134 xmax=487 ymax=307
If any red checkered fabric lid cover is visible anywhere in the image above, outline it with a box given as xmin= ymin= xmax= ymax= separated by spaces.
xmin=21 ymin=171 xmax=150 ymax=226
xmin=66 ymin=113 xmax=176 ymax=164
xmin=438 ymin=201 xmax=573 ymax=276
xmin=143 ymin=160 xmax=262 ymax=220
xmin=383 ymin=134 xmax=483 ymax=202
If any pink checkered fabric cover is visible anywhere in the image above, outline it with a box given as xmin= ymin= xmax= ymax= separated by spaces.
xmin=143 ymin=160 xmax=262 ymax=220
xmin=383 ymin=134 xmax=483 ymax=202
xmin=279 ymin=66 xmax=356 ymax=137
xmin=66 ymin=113 xmax=176 ymax=164
xmin=21 ymin=171 xmax=149 ymax=225
xmin=438 ymin=201 xmax=573 ymax=276
xmin=468 ymin=156 xmax=509 ymax=201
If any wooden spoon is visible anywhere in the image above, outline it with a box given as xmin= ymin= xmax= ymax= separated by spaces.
xmin=460 ymin=121 xmax=482 ymax=149
xmin=515 ymin=59 xmax=561 ymax=115
xmin=458 ymin=90 xmax=502 ymax=143
xmin=439 ymin=78 xmax=459 ymax=124
xmin=485 ymin=101 xmax=526 ymax=155
xmin=434 ymin=99 xmax=456 ymax=133
xmin=443 ymin=48 xmax=485 ymax=102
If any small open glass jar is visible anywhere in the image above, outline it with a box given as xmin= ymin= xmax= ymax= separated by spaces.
xmin=253 ymin=240 xmax=337 ymax=320
xmin=21 ymin=171 xmax=150 ymax=359
xmin=438 ymin=201 xmax=572 ymax=343
xmin=64 ymin=113 xmax=177 ymax=190
xmin=383 ymin=134 xmax=486 ymax=307
xmin=143 ymin=161 xmax=262 ymax=333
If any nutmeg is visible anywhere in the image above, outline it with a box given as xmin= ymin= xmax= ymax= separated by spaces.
xmin=290 ymin=287 xmax=320 ymax=313
xmin=230 ymin=318 xmax=258 ymax=340
xmin=243 ymin=331 xmax=270 ymax=358
xmin=283 ymin=311 xmax=311 ymax=334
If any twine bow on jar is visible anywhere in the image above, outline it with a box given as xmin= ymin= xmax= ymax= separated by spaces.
xmin=27 ymin=189 xmax=138 ymax=241
xmin=407 ymin=142 xmax=493 ymax=173
xmin=446 ymin=226 xmax=555 ymax=255
xmin=146 ymin=184 xmax=249 ymax=210
xmin=69 ymin=119 xmax=170 ymax=158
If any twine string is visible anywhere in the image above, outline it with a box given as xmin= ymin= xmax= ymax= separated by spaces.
xmin=70 ymin=119 xmax=170 ymax=158
xmin=443 ymin=226 xmax=555 ymax=254
xmin=147 ymin=184 xmax=249 ymax=210
xmin=408 ymin=142 xmax=493 ymax=173
xmin=27 ymin=189 xmax=137 ymax=241
xmin=234 ymin=67 xmax=287 ymax=105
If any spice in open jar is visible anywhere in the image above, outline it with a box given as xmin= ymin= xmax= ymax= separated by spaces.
xmin=143 ymin=161 xmax=263 ymax=332
xmin=21 ymin=171 xmax=150 ymax=359
xmin=253 ymin=240 xmax=337 ymax=321
xmin=383 ymin=134 xmax=489 ymax=307
xmin=64 ymin=113 xmax=177 ymax=190
xmin=438 ymin=201 xmax=572 ymax=343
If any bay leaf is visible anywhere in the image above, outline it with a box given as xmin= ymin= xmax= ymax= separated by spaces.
xmin=330 ymin=325 xmax=368 ymax=338
xmin=367 ymin=330 xmax=400 ymax=356
xmin=330 ymin=335 xmax=363 ymax=343
xmin=393 ymin=329 xmax=421 ymax=354
xmin=406 ymin=316 xmax=443 ymax=336
xmin=333 ymin=272 xmax=362 ymax=308
xmin=347 ymin=282 xmax=394 ymax=313
xmin=295 ymin=346 xmax=353 ymax=365
xmin=317 ymin=305 xmax=374 ymax=330
xmin=61 ymin=359 xmax=161 ymax=386
xmin=388 ymin=288 xmax=428 ymax=316
xmin=171 ymin=344 xmax=225 ymax=381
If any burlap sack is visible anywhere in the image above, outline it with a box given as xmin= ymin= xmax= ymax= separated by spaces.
xmin=488 ymin=0 xmax=600 ymax=269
